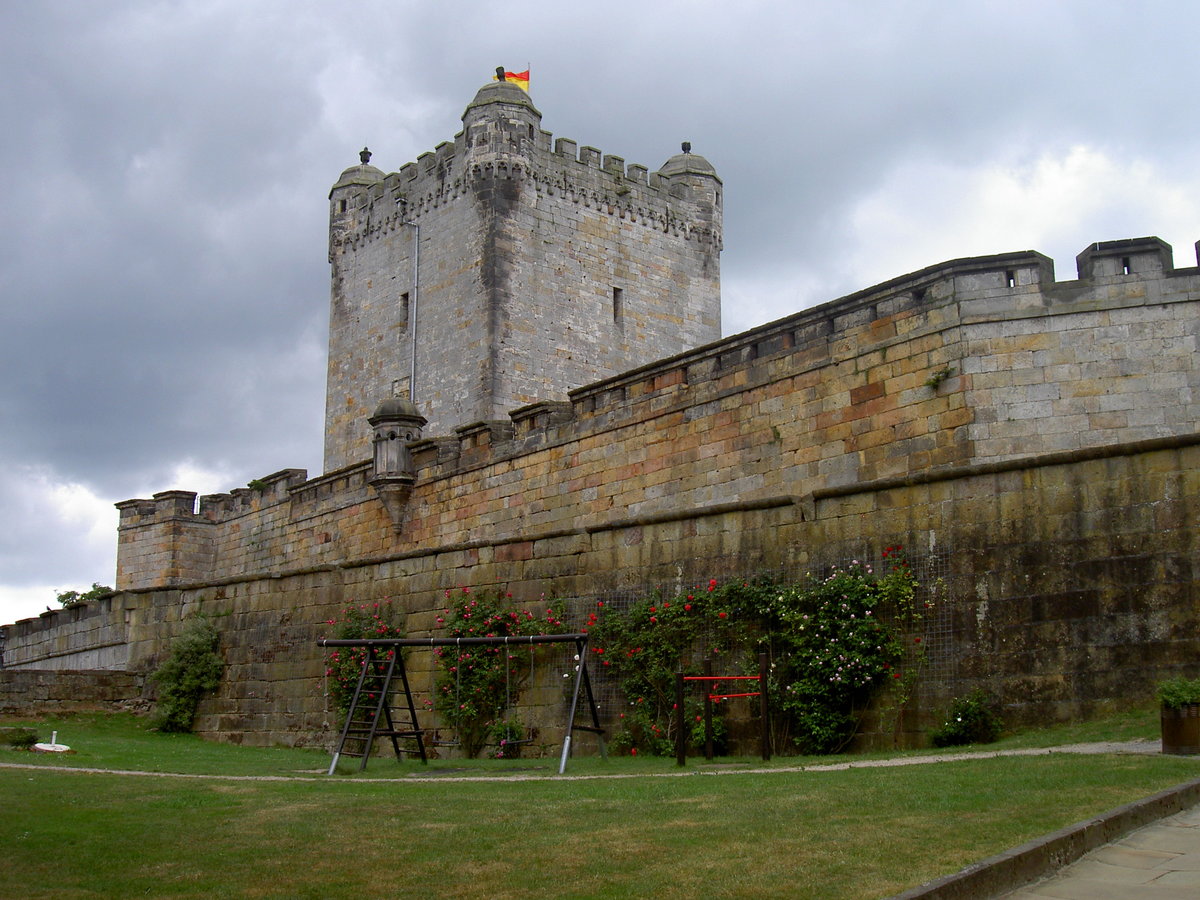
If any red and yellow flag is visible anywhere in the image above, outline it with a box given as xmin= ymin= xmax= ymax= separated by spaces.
xmin=493 ymin=69 xmax=530 ymax=92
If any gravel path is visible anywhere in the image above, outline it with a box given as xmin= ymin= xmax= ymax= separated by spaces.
xmin=0 ymin=738 xmax=1164 ymax=784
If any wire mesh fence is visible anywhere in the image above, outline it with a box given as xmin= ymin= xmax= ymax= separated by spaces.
xmin=552 ymin=544 xmax=957 ymax=724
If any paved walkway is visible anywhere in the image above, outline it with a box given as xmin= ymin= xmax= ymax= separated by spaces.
xmin=1000 ymin=801 xmax=1200 ymax=899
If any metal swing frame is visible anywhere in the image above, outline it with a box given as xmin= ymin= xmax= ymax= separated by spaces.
xmin=317 ymin=632 xmax=606 ymax=774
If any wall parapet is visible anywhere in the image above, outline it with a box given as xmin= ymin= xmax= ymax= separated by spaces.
xmin=336 ymin=157 xmax=723 ymax=255
xmin=332 ymin=109 xmax=724 ymax=258
xmin=392 ymin=239 xmax=1200 ymax=482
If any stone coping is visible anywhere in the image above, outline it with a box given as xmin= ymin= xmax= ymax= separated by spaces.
xmin=888 ymin=775 xmax=1200 ymax=899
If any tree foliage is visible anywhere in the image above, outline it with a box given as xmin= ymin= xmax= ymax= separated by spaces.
xmin=55 ymin=583 xmax=113 ymax=607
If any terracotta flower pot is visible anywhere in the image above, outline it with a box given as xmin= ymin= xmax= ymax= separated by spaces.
xmin=1161 ymin=703 xmax=1200 ymax=755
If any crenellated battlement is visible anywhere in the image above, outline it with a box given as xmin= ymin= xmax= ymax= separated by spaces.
xmin=330 ymin=130 xmax=723 ymax=256
xmin=117 ymin=469 xmax=309 ymax=530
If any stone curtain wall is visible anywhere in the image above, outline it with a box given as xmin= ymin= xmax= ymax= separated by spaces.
xmin=199 ymin=438 xmax=1200 ymax=745
xmin=113 ymin=240 xmax=1200 ymax=593
xmin=0 ymin=669 xmax=146 ymax=715
xmin=3 ymin=594 xmax=132 ymax=670
xmin=8 ymin=437 xmax=1195 ymax=746
xmin=82 ymin=238 xmax=1200 ymax=613
xmin=5 ymin=238 xmax=1199 ymax=744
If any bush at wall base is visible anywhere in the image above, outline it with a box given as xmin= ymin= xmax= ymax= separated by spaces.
xmin=149 ymin=616 xmax=225 ymax=733
xmin=1157 ymin=677 xmax=1200 ymax=755
xmin=928 ymin=689 xmax=1003 ymax=748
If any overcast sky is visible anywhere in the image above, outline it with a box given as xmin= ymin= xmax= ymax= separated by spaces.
xmin=2 ymin=0 xmax=1198 ymax=626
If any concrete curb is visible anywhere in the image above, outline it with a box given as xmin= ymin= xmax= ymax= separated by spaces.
xmin=888 ymin=776 xmax=1200 ymax=899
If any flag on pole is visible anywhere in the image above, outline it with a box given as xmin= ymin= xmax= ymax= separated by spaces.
xmin=493 ymin=68 xmax=530 ymax=92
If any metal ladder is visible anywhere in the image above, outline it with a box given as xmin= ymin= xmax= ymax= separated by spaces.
xmin=328 ymin=645 xmax=427 ymax=774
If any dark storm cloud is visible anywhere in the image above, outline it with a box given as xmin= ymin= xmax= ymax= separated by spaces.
xmin=0 ymin=4 xmax=333 ymax=491
xmin=2 ymin=0 xmax=1198 ymax=623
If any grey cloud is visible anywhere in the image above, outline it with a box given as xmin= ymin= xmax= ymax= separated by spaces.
xmin=1 ymin=0 xmax=1197 ymax=622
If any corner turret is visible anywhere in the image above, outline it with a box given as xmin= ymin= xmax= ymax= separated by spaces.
xmin=656 ymin=141 xmax=722 ymax=209
xmin=328 ymin=147 xmax=385 ymax=261
xmin=461 ymin=80 xmax=542 ymax=160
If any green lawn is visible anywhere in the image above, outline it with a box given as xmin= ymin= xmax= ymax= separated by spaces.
xmin=1 ymin=709 xmax=1196 ymax=899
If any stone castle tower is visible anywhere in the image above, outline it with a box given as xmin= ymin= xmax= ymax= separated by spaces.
xmin=323 ymin=77 xmax=723 ymax=471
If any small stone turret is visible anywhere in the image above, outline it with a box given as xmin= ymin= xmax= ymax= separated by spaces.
xmin=656 ymin=142 xmax=722 ymax=245
xmin=461 ymin=81 xmax=541 ymax=170
xmin=368 ymin=397 xmax=426 ymax=529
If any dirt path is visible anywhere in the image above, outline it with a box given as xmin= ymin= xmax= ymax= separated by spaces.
xmin=0 ymin=739 xmax=1167 ymax=784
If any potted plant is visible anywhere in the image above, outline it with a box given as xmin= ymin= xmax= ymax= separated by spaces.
xmin=1156 ymin=676 xmax=1200 ymax=755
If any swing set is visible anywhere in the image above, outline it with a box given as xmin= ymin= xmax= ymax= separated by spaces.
xmin=316 ymin=632 xmax=605 ymax=775
xmin=427 ymin=635 xmax=536 ymax=755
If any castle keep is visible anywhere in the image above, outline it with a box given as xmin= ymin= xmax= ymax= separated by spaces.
xmin=324 ymin=79 xmax=721 ymax=469
xmin=3 ymin=82 xmax=1199 ymax=748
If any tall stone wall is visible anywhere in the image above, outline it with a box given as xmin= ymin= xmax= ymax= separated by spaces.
xmin=6 ymin=437 xmax=1195 ymax=747
xmin=3 ymin=594 xmax=132 ymax=671
xmin=6 ymin=236 xmax=1199 ymax=746
xmin=106 ymin=237 xmax=1200 ymax=592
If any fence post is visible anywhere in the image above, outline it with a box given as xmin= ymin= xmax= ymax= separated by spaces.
xmin=759 ymin=651 xmax=771 ymax=761
xmin=675 ymin=671 xmax=686 ymax=766
xmin=703 ymin=657 xmax=714 ymax=761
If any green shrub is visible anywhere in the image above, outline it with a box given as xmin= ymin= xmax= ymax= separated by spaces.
xmin=0 ymin=727 xmax=39 ymax=749
xmin=150 ymin=616 xmax=225 ymax=732
xmin=1156 ymin=676 xmax=1200 ymax=709
xmin=929 ymin=689 xmax=1003 ymax=747
xmin=55 ymin=582 xmax=113 ymax=607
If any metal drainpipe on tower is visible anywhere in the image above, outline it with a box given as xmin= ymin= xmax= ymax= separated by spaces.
xmin=405 ymin=221 xmax=419 ymax=404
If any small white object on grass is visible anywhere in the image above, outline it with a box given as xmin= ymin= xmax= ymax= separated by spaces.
xmin=32 ymin=730 xmax=70 ymax=753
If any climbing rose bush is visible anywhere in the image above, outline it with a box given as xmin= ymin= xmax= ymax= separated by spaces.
xmin=322 ymin=599 xmax=407 ymax=713
xmin=435 ymin=588 xmax=565 ymax=758
xmin=590 ymin=548 xmax=923 ymax=756
xmin=769 ymin=554 xmax=918 ymax=754
xmin=588 ymin=577 xmax=771 ymax=756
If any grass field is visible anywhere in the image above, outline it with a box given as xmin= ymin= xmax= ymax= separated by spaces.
xmin=2 ymin=709 xmax=1198 ymax=899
